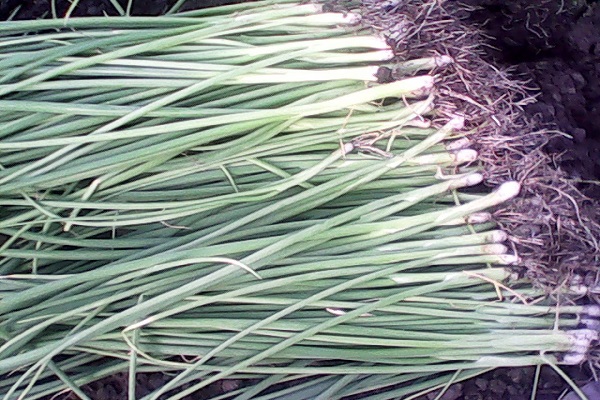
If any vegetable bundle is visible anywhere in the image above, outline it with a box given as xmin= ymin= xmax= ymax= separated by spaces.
xmin=0 ymin=1 xmax=595 ymax=399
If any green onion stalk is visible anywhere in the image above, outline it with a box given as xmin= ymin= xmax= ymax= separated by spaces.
xmin=0 ymin=1 xmax=596 ymax=399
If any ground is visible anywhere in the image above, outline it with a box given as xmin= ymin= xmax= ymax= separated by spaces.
xmin=2 ymin=0 xmax=599 ymax=399
xmin=459 ymin=0 xmax=600 ymax=199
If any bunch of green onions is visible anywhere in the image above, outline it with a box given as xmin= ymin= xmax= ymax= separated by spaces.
xmin=0 ymin=1 xmax=596 ymax=399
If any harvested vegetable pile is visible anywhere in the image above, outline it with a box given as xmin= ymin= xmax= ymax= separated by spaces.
xmin=0 ymin=1 xmax=598 ymax=399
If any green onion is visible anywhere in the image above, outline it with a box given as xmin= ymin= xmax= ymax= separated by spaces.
xmin=0 ymin=1 xmax=593 ymax=399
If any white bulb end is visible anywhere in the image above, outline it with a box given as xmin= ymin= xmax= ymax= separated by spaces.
xmin=466 ymin=212 xmax=491 ymax=224
xmin=405 ymin=75 xmax=435 ymax=96
xmin=465 ymin=173 xmax=484 ymax=186
xmin=484 ymin=244 xmax=508 ymax=255
xmin=436 ymin=55 xmax=454 ymax=67
xmin=405 ymin=118 xmax=431 ymax=128
xmin=370 ymin=35 xmax=390 ymax=50
xmin=569 ymin=329 xmax=599 ymax=344
xmin=571 ymin=274 xmax=584 ymax=285
xmin=496 ymin=181 xmax=521 ymax=201
xmin=581 ymin=318 xmax=600 ymax=330
xmin=453 ymin=172 xmax=484 ymax=188
xmin=497 ymin=254 xmax=521 ymax=265
xmin=382 ymin=49 xmax=395 ymax=60
xmin=584 ymin=305 xmax=600 ymax=317
xmin=448 ymin=116 xmax=465 ymax=130
xmin=453 ymin=149 xmax=478 ymax=164
xmin=344 ymin=12 xmax=361 ymax=24
xmin=307 ymin=3 xmax=322 ymax=13
xmin=562 ymin=352 xmax=586 ymax=365
xmin=342 ymin=142 xmax=354 ymax=154
xmin=446 ymin=138 xmax=471 ymax=151
xmin=488 ymin=230 xmax=508 ymax=243
xmin=568 ymin=285 xmax=588 ymax=295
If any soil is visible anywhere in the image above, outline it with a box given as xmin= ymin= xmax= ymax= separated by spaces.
xmin=0 ymin=0 xmax=247 ymax=18
xmin=427 ymin=367 xmax=592 ymax=400
xmin=457 ymin=0 xmax=600 ymax=199
xmin=2 ymin=0 xmax=599 ymax=399
xmin=447 ymin=4 xmax=600 ymax=396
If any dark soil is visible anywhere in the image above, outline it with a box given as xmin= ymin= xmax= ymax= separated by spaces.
xmin=0 ymin=0 xmax=247 ymax=18
xmin=457 ymin=0 xmax=600 ymax=199
xmin=426 ymin=366 xmax=592 ymax=400
xmin=453 ymin=1 xmax=600 ymax=398
xmin=61 ymin=372 xmax=244 ymax=400
xmin=55 ymin=366 xmax=595 ymax=400
xmin=2 ymin=0 xmax=599 ymax=399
